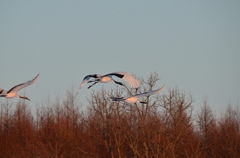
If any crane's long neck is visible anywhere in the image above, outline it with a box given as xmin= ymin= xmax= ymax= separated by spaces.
xmin=112 ymin=79 xmax=124 ymax=86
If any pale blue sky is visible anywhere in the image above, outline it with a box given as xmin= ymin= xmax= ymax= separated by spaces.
xmin=1 ymin=1 xmax=240 ymax=114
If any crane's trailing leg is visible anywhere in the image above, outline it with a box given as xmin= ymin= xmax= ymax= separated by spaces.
xmin=19 ymin=96 xmax=30 ymax=101
xmin=88 ymin=82 xmax=98 ymax=89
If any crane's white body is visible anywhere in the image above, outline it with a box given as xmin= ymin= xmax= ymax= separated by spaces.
xmin=78 ymin=72 xmax=140 ymax=91
xmin=0 ymin=74 xmax=40 ymax=100
xmin=110 ymin=85 xmax=166 ymax=104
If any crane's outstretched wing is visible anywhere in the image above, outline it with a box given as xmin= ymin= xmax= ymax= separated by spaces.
xmin=104 ymin=72 xmax=140 ymax=88
xmin=78 ymin=74 xmax=102 ymax=91
xmin=133 ymin=85 xmax=166 ymax=98
xmin=7 ymin=74 xmax=40 ymax=93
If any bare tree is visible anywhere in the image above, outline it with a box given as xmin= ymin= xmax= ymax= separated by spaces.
xmin=196 ymin=97 xmax=216 ymax=157
xmin=1 ymin=72 xmax=238 ymax=157
xmin=159 ymin=87 xmax=194 ymax=157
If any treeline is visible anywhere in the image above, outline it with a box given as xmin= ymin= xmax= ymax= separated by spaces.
xmin=0 ymin=73 xmax=239 ymax=158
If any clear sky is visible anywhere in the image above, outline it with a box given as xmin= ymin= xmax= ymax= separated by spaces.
xmin=1 ymin=1 xmax=240 ymax=115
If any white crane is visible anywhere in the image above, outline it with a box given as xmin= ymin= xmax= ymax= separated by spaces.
xmin=109 ymin=84 xmax=166 ymax=104
xmin=78 ymin=72 xmax=140 ymax=91
xmin=0 ymin=74 xmax=40 ymax=101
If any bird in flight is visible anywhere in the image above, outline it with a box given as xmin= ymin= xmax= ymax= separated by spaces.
xmin=109 ymin=84 xmax=166 ymax=104
xmin=78 ymin=72 xmax=140 ymax=91
xmin=0 ymin=74 xmax=40 ymax=101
